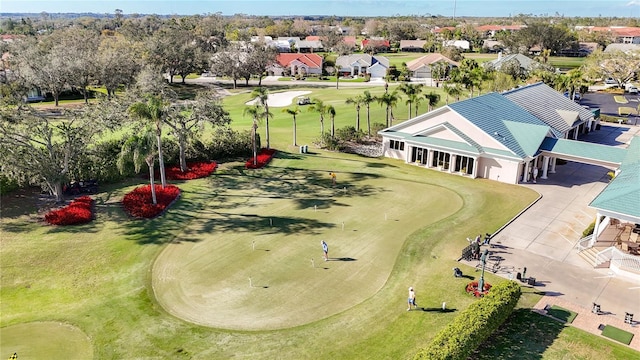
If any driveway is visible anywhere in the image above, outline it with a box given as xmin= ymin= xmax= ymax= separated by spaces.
xmin=462 ymin=122 xmax=640 ymax=324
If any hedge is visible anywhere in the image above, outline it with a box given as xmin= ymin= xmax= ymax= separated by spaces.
xmin=414 ymin=280 xmax=522 ymax=360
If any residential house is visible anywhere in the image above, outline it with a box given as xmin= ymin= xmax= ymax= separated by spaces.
xmin=484 ymin=53 xmax=539 ymax=73
xmin=475 ymin=25 xmax=526 ymax=38
xmin=604 ymin=43 xmax=640 ymax=53
xmin=442 ymin=40 xmax=470 ymax=51
xmin=379 ymin=85 xmax=611 ymax=185
xmin=268 ymin=53 xmax=323 ymax=77
xmin=482 ymin=40 xmax=504 ymax=53
xmin=294 ymin=39 xmax=323 ymax=53
xmin=578 ymin=26 xmax=640 ymax=44
xmin=335 ymin=54 xmax=389 ymax=78
xmin=361 ymin=38 xmax=390 ymax=53
xmin=399 ymin=39 xmax=427 ymax=52
xmin=341 ymin=36 xmax=358 ymax=50
xmin=405 ymin=53 xmax=459 ymax=79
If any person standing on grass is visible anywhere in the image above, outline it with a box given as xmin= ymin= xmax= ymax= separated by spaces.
xmin=407 ymin=287 xmax=416 ymax=310
xmin=329 ymin=172 xmax=336 ymax=186
xmin=321 ymin=240 xmax=329 ymax=261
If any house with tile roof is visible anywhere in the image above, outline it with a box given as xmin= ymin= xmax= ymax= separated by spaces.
xmin=405 ymin=53 xmax=460 ymax=79
xmin=399 ymin=40 xmax=427 ymax=52
xmin=484 ymin=53 xmax=539 ymax=74
xmin=335 ymin=54 xmax=389 ymax=79
xmin=379 ymin=89 xmax=621 ymax=185
xmin=361 ymin=38 xmax=390 ymax=53
xmin=268 ymin=53 xmax=323 ymax=77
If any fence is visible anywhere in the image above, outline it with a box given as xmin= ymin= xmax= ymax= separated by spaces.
xmin=595 ymin=246 xmax=640 ymax=273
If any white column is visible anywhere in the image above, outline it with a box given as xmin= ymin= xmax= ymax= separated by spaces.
xmin=591 ymin=213 xmax=602 ymax=247
xmin=541 ymin=156 xmax=550 ymax=179
xmin=573 ymin=128 xmax=578 ymax=140
xmin=522 ymin=160 xmax=530 ymax=183
xmin=449 ymin=154 xmax=456 ymax=173
xmin=406 ymin=146 xmax=411 ymax=163
xmin=427 ymin=149 xmax=433 ymax=168
xmin=550 ymin=157 xmax=557 ymax=174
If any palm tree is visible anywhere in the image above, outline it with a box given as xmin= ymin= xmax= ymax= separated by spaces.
xmin=345 ymin=95 xmax=364 ymax=131
xmin=251 ymin=87 xmax=271 ymax=149
xmin=413 ymin=95 xmax=424 ymax=116
xmin=327 ymin=105 xmax=336 ymax=138
xmin=376 ymin=90 xmax=401 ymax=127
xmin=117 ymin=129 xmax=158 ymax=204
xmin=308 ymin=98 xmax=327 ymax=138
xmin=442 ymin=82 xmax=463 ymax=104
xmin=282 ymin=106 xmax=301 ymax=146
xmin=243 ymin=104 xmax=263 ymax=167
xmin=128 ymin=95 xmax=168 ymax=188
xmin=424 ymin=91 xmax=441 ymax=111
xmin=430 ymin=61 xmax=449 ymax=87
xmin=361 ymin=90 xmax=375 ymax=137
xmin=398 ymin=83 xmax=423 ymax=118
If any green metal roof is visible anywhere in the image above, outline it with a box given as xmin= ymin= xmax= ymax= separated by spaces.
xmin=539 ymin=138 xmax=628 ymax=165
xmin=589 ymin=136 xmax=640 ymax=218
xmin=503 ymin=120 xmax=550 ymax=157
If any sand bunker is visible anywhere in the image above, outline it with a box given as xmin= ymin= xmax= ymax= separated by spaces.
xmin=245 ymin=91 xmax=312 ymax=107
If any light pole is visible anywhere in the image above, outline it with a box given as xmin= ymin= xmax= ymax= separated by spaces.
xmin=478 ymin=249 xmax=489 ymax=292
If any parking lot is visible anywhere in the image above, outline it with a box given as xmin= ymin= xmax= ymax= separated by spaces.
xmin=580 ymin=91 xmax=640 ymax=125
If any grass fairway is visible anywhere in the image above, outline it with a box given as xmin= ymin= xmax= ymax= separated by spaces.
xmin=547 ymin=305 xmax=578 ymax=324
xmin=602 ymin=325 xmax=635 ymax=345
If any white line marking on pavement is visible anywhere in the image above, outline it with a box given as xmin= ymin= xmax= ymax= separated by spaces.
xmin=628 ymin=287 xmax=640 ymax=290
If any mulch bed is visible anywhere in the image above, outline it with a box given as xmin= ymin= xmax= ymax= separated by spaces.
xmin=122 ymin=184 xmax=181 ymax=219
xmin=44 ymin=195 xmax=94 ymax=225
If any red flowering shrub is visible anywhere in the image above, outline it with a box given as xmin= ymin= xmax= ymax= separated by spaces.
xmin=465 ymin=281 xmax=492 ymax=298
xmin=45 ymin=195 xmax=94 ymax=226
xmin=245 ymin=148 xmax=276 ymax=169
xmin=164 ymin=161 xmax=217 ymax=180
xmin=122 ymin=184 xmax=181 ymax=219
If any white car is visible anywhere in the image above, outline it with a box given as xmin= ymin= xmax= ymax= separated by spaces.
xmin=628 ymin=86 xmax=639 ymax=94
xmin=604 ymin=78 xmax=617 ymax=85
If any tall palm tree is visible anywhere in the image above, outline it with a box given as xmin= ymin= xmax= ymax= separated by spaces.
xmin=413 ymin=95 xmax=424 ymax=116
xmin=398 ymin=83 xmax=423 ymax=118
xmin=327 ymin=105 xmax=336 ymax=138
xmin=442 ymin=82 xmax=462 ymax=104
xmin=243 ymin=104 xmax=263 ymax=166
xmin=282 ymin=106 xmax=301 ymax=146
xmin=128 ymin=95 xmax=168 ymax=188
xmin=117 ymin=129 xmax=158 ymax=204
xmin=251 ymin=87 xmax=271 ymax=149
xmin=345 ymin=95 xmax=364 ymax=131
xmin=361 ymin=90 xmax=375 ymax=137
xmin=376 ymin=90 xmax=401 ymax=127
xmin=424 ymin=91 xmax=441 ymax=111
xmin=308 ymin=98 xmax=327 ymax=138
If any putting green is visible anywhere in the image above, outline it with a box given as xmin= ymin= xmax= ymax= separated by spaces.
xmin=0 ymin=322 xmax=92 ymax=359
xmin=152 ymin=169 xmax=462 ymax=330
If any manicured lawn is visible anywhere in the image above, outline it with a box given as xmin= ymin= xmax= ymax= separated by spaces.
xmin=547 ymin=56 xmax=585 ymax=70
xmin=1 ymin=148 xmax=538 ymax=358
xmin=474 ymin=308 xmax=638 ymax=359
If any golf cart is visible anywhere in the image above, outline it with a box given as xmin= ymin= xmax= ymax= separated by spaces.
xmin=297 ymin=96 xmax=311 ymax=105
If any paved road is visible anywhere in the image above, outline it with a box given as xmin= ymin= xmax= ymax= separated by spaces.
xmin=186 ymin=75 xmax=390 ymax=88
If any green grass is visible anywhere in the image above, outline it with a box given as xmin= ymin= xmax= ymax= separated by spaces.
xmin=547 ymin=305 xmax=578 ymax=324
xmin=474 ymin=309 xmax=638 ymax=359
xmin=547 ymin=56 xmax=585 ymax=70
xmin=602 ymin=325 xmax=635 ymax=345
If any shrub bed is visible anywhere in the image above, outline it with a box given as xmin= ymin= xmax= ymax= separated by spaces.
xmin=164 ymin=161 xmax=217 ymax=180
xmin=414 ymin=280 xmax=522 ymax=360
xmin=245 ymin=148 xmax=276 ymax=169
xmin=44 ymin=196 xmax=94 ymax=225
xmin=122 ymin=184 xmax=181 ymax=219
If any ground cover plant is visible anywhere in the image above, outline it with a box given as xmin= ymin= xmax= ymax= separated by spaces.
xmin=44 ymin=195 xmax=94 ymax=225
xmin=122 ymin=184 xmax=181 ymax=218
xmin=245 ymin=148 xmax=276 ymax=169
xmin=164 ymin=161 xmax=217 ymax=180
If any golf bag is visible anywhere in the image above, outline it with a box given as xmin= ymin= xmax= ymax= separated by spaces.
xmin=453 ymin=267 xmax=463 ymax=277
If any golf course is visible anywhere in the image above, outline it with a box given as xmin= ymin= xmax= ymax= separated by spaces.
xmin=2 ymin=85 xmax=638 ymax=359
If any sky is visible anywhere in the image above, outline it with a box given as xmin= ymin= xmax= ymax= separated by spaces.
xmin=2 ymin=0 xmax=640 ymax=18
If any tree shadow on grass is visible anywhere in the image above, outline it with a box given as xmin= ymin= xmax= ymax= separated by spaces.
xmin=472 ymin=309 xmax=565 ymax=360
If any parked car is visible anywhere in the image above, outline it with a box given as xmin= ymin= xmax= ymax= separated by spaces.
xmin=563 ymin=92 xmax=582 ymax=101
xmin=604 ymin=78 xmax=617 ymax=85
xmin=628 ymin=86 xmax=638 ymax=94
xmin=296 ymin=96 xmax=311 ymax=105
